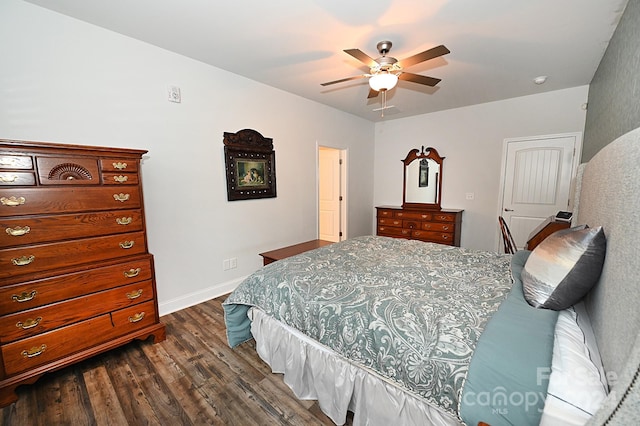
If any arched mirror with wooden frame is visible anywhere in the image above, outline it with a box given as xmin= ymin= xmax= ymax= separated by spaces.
xmin=402 ymin=146 xmax=444 ymax=210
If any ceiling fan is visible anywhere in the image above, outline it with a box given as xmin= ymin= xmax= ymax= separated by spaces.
xmin=321 ymin=41 xmax=450 ymax=99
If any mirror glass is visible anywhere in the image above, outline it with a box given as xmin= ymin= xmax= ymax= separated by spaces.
xmin=402 ymin=146 xmax=444 ymax=209
xmin=405 ymin=158 xmax=440 ymax=204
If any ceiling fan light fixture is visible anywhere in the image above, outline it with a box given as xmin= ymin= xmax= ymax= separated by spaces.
xmin=369 ymin=72 xmax=398 ymax=91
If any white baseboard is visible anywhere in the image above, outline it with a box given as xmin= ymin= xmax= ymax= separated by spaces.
xmin=158 ymin=275 xmax=248 ymax=317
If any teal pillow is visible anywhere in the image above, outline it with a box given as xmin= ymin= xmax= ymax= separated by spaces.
xmin=521 ymin=225 xmax=606 ymax=310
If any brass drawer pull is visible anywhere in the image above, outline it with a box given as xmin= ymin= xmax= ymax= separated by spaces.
xmin=441 ymin=234 xmax=450 ymax=240
xmin=126 ymin=289 xmax=143 ymax=300
xmin=6 ymin=225 xmax=31 ymax=236
xmin=21 ymin=344 xmax=46 ymax=358
xmin=0 ymin=175 xmax=18 ymax=183
xmin=113 ymin=175 xmax=129 ymax=183
xmin=1 ymin=196 xmax=26 ymax=207
xmin=112 ymin=162 xmax=128 ymax=170
xmin=12 ymin=290 xmax=37 ymax=303
xmin=124 ymin=268 xmax=141 ymax=278
xmin=128 ymin=312 xmax=145 ymax=323
xmin=113 ymin=193 xmax=130 ymax=202
xmin=0 ymin=158 xmax=18 ymax=167
xmin=119 ymin=241 xmax=135 ymax=249
xmin=16 ymin=317 xmax=42 ymax=330
xmin=442 ymin=225 xmax=450 ymax=231
xmin=12 ymin=255 xmax=35 ymax=266
xmin=116 ymin=217 xmax=132 ymax=225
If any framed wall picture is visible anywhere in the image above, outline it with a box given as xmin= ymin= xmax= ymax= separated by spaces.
xmin=224 ymin=129 xmax=276 ymax=201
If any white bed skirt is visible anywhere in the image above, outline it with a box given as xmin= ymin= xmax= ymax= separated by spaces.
xmin=249 ymin=307 xmax=461 ymax=426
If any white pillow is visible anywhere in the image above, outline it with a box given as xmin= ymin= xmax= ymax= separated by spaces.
xmin=540 ymin=305 xmax=607 ymax=425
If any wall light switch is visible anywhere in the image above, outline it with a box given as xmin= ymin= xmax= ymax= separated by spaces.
xmin=167 ymin=85 xmax=181 ymax=103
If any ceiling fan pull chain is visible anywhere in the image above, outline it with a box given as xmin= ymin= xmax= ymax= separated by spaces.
xmin=381 ymin=90 xmax=387 ymax=118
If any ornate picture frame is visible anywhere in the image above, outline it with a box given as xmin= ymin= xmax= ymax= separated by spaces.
xmin=224 ymin=129 xmax=277 ymax=201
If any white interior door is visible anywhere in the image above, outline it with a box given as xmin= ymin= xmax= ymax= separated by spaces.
xmin=318 ymin=147 xmax=343 ymax=242
xmin=500 ymin=134 xmax=581 ymax=250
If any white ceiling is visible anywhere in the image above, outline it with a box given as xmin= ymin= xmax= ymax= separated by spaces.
xmin=25 ymin=0 xmax=629 ymax=122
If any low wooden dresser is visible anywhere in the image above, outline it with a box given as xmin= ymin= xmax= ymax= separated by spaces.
xmin=0 ymin=139 xmax=165 ymax=406
xmin=376 ymin=206 xmax=463 ymax=246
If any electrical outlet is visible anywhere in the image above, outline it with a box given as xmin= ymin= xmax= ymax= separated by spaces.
xmin=167 ymin=85 xmax=181 ymax=103
xmin=223 ymin=259 xmax=230 ymax=270
xmin=465 ymin=192 xmax=475 ymax=200
xmin=230 ymin=257 xmax=237 ymax=269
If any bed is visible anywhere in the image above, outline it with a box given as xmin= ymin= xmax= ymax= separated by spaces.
xmin=224 ymin=126 xmax=640 ymax=425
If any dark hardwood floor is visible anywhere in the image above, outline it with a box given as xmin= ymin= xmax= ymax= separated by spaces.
xmin=0 ymin=295 xmax=352 ymax=425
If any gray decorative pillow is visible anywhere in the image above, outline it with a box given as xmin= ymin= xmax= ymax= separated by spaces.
xmin=522 ymin=225 xmax=606 ymax=310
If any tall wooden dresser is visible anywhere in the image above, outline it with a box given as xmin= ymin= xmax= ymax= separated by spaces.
xmin=376 ymin=206 xmax=463 ymax=246
xmin=0 ymin=139 xmax=165 ymax=406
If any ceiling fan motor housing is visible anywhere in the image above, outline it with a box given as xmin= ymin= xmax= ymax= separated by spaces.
xmin=376 ymin=40 xmax=393 ymax=55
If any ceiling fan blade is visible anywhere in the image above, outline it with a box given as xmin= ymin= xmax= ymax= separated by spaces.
xmin=344 ymin=48 xmax=377 ymax=68
xmin=398 ymin=72 xmax=441 ymax=87
xmin=367 ymin=88 xmax=379 ymax=99
xmin=321 ymin=74 xmax=368 ymax=86
xmin=398 ymin=45 xmax=450 ymax=68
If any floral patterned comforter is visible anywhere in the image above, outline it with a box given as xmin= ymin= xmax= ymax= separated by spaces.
xmin=223 ymin=235 xmax=513 ymax=415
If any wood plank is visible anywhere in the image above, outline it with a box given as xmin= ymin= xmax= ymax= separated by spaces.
xmin=102 ymin=348 xmax=163 ymax=425
xmin=120 ymin=345 xmax=193 ymax=425
xmin=82 ymin=364 xmax=129 ymax=425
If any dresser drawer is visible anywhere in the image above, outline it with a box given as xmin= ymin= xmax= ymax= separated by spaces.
xmin=403 ymin=220 xmax=424 ymax=230
xmin=0 ymin=280 xmax=154 ymax=343
xmin=0 ymin=155 xmax=33 ymax=170
xmin=0 ymin=255 xmax=154 ymax=314
xmin=111 ymin=300 xmax=157 ymax=330
xmin=421 ymin=222 xmax=456 ymax=232
xmin=432 ymin=212 xmax=458 ymax=222
xmin=394 ymin=210 xmax=433 ymax=220
xmin=413 ymin=230 xmax=455 ymax=244
xmin=0 ymin=172 xmax=36 ymax=186
xmin=0 ymin=209 xmax=144 ymax=248
xmin=0 ymin=231 xmax=147 ymax=279
xmin=377 ymin=226 xmax=411 ymax=238
xmin=1 ymin=314 xmax=115 ymax=376
xmin=36 ymin=157 xmax=100 ymax=186
xmin=101 ymin=159 xmax=139 ymax=173
xmin=102 ymin=172 xmax=139 ymax=186
xmin=377 ymin=217 xmax=403 ymax=227
xmin=377 ymin=209 xmax=396 ymax=219
xmin=0 ymin=187 xmax=141 ymax=216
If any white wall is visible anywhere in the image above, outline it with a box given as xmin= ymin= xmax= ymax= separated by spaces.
xmin=374 ymin=87 xmax=588 ymax=251
xmin=0 ymin=0 xmax=375 ymax=315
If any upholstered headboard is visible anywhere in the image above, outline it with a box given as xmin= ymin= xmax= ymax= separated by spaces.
xmin=575 ymin=127 xmax=640 ymax=424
